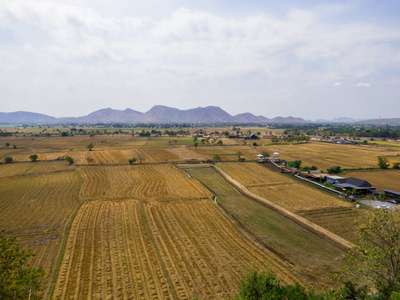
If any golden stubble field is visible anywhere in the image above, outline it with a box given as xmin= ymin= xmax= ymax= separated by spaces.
xmin=2 ymin=133 xmax=395 ymax=299
xmin=261 ymin=142 xmax=400 ymax=170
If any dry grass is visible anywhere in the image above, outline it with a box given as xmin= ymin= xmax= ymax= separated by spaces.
xmin=0 ymin=170 xmax=81 ymax=273
xmin=259 ymin=142 xmax=400 ymax=170
xmin=53 ymin=199 xmax=295 ymax=300
xmin=343 ymin=169 xmax=400 ymax=191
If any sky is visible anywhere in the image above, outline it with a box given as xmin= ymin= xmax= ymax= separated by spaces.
xmin=0 ymin=0 xmax=399 ymax=120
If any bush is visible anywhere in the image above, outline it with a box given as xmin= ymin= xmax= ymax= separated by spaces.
xmin=0 ymin=231 xmax=45 ymax=299
xmin=4 ymin=157 xmax=13 ymax=163
xmin=287 ymin=160 xmax=302 ymax=168
xmin=393 ymin=162 xmax=400 ymax=170
xmin=128 ymin=158 xmax=137 ymax=165
xmin=327 ymin=166 xmax=341 ymax=174
xmin=29 ymin=154 xmax=38 ymax=162
xmin=378 ymin=157 xmax=390 ymax=169
xmin=64 ymin=156 xmax=74 ymax=165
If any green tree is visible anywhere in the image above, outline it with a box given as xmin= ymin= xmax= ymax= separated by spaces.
xmin=128 ymin=158 xmax=137 ymax=165
xmin=86 ymin=143 xmax=94 ymax=151
xmin=29 ymin=154 xmax=38 ymax=162
xmin=287 ymin=160 xmax=302 ymax=168
xmin=194 ymin=142 xmax=199 ymax=151
xmin=327 ymin=166 xmax=341 ymax=174
xmin=343 ymin=210 xmax=400 ymax=299
xmin=261 ymin=151 xmax=270 ymax=157
xmin=0 ymin=231 xmax=45 ymax=299
xmin=5 ymin=142 xmax=9 ymax=148
xmin=378 ymin=157 xmax=390 ymax=169
xmin=216 ymin=139 xmax=223 ymax=146
xmin=13 ymin=145 xmax=17 ymax=149
xmin=393 ymin=162 xmax=400 ymax=170
xmin=64 ymin=156 xmax=74 ymax=165
xmin=4 ymin=157 xmax=13 ymax=163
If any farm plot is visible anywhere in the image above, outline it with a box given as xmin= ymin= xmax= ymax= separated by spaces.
xmin=184 ymin=166 xmax=344 ymax=287
xmin=0 ymin=170 xmax=81 ymax=273
xmin=249 ymin=183 xmax=353 ymax=212
xmin=196 ymin=145 xmax=260 ymax=161
xmin=78 ymin=166 xmax=138 ymax=200
xmin=78 ymin=164 xmax=209 ymax=201
xmin=53 ymin=200 xmax=172 ymax=300
xmin=343 ymin=169 xmax=400 ymax=191
xmin=130 ymin=164 xmax=209 ymax=201
xmin=298 ymin=207 xmax=366 ymax=242
xmin=145 ymin=199 xmax=296 ymax=299
xmin=261 ymin=142 xmax=400 ymax=170
xmin=218 ymin=162 xmax=292 ymax=187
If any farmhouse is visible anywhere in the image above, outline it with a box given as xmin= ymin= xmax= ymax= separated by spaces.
xmin=382 ymin=189 xmax=400 ymax=200
xmin=331 ymin=177 xmax=376 ymax=195
xmin=303 ymin=170 xmax=329 ymax=181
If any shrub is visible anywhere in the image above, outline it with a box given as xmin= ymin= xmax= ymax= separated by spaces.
xmin=393 ymin=162 xmax=400 ymax=170
xmin=128 ymin=158 xmax=137 ymax=165
xmin=327 ymin=166 xmax=341 ymax=174
xmin=287 ymin=160 xmax=302 ymax=168
xmin=4 ymin=157 xmax=13 ymax=163
xmin=29 ymin=154 xmax=38 ymax=162
xmin=378 ymin=157 xmax=390 ymax=169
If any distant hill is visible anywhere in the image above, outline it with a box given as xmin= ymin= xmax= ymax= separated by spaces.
xmin=315 ymin=117 xmax=365 ymax=123
xmin=356 ymin=118 xmax=400 ymax=125
xmin=0 ymin=111 xmax=56 ymax=124
xmin=0 ymin=106 xmax=307 ymax=124
xmin=234 ymin=113 xmax=270 ymax=123
xmin=58 ymin=108 xmax=143 ymax=123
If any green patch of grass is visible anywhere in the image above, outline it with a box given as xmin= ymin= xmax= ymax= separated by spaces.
xmin=184 ymin=166 xmax=344 ymax=287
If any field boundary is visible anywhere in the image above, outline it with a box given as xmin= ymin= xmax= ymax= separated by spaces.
xmin=185 ymin=168 xmax=295 ymax=266
xmin=45 ymin=170 xmax=84 ymax=300
xmin=139 ymin=199 xmax=179 ymax=300
xmin=211 ymin=165 xmax=353 ymax=252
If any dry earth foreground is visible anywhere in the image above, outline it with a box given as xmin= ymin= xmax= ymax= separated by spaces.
xmin=2 ymin=136 xmax=396 ymax=299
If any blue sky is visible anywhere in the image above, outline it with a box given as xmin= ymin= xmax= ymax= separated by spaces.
xmin=0 ymin=0 xmax=399 ymax=120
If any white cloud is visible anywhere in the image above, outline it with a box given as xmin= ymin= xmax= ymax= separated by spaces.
xmin=355 ymin=82 xmax=371 ymax=88
xmin=0 ymin=1 xmax=398 ymax=118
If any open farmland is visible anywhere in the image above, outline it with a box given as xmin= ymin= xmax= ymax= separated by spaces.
xmin=216 ymin=161 xmax=366 ymax=242
xmin=196 ymin=145 xmax=260 ymax=161
xmin=0 ymin=169 xmax=81 ymax=274
xmin=260 ymin=142 xmax=400 ymax=170
xmin=78 ymin=164 xmax=209 ymax=201
xmin=183 ymin=166 xmax=344 ymax=287
xmin=53 ymin=199 xmax=295 ymax=300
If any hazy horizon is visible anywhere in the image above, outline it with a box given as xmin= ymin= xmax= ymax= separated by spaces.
xmin=1 ymin=1 xmax=399 ymax=119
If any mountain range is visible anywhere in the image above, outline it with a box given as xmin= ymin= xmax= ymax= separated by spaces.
xmin=1 ymin=106 xmax=398 ymax=125
xmin=0 ymin=106 xmax=307 ymax=124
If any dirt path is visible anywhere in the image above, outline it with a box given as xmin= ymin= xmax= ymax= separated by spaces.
xmin=211 ymin=165 xmax=353 ymax=252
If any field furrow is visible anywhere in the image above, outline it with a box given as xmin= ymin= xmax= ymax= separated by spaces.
xmin=53 ymin=200 xmax=173 ymax=300
xmin=145 ymin=199 xmax=296 ymax=299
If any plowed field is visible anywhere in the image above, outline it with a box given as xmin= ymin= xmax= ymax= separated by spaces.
xmin=53 ymin=199 xmax=295 ymax=300
xmin=78 ymin=166 xmax=138 ymax=200
xmin=249 ymin=183 xmax=353 ymax=212
xmin=131 ymin=164 xmax=209 ymax=200
xmin=218 ymin=162 xmax=292 ymax=186
xmin=78 ymin=164 xmax=209 ymax=201
xmin=261 ymin=142 xmax=400 ymax=170
xmin=0 ymin=171 xmax=81 ymax=272
xmin=53 ymin=200 xmax=172 ymax=300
